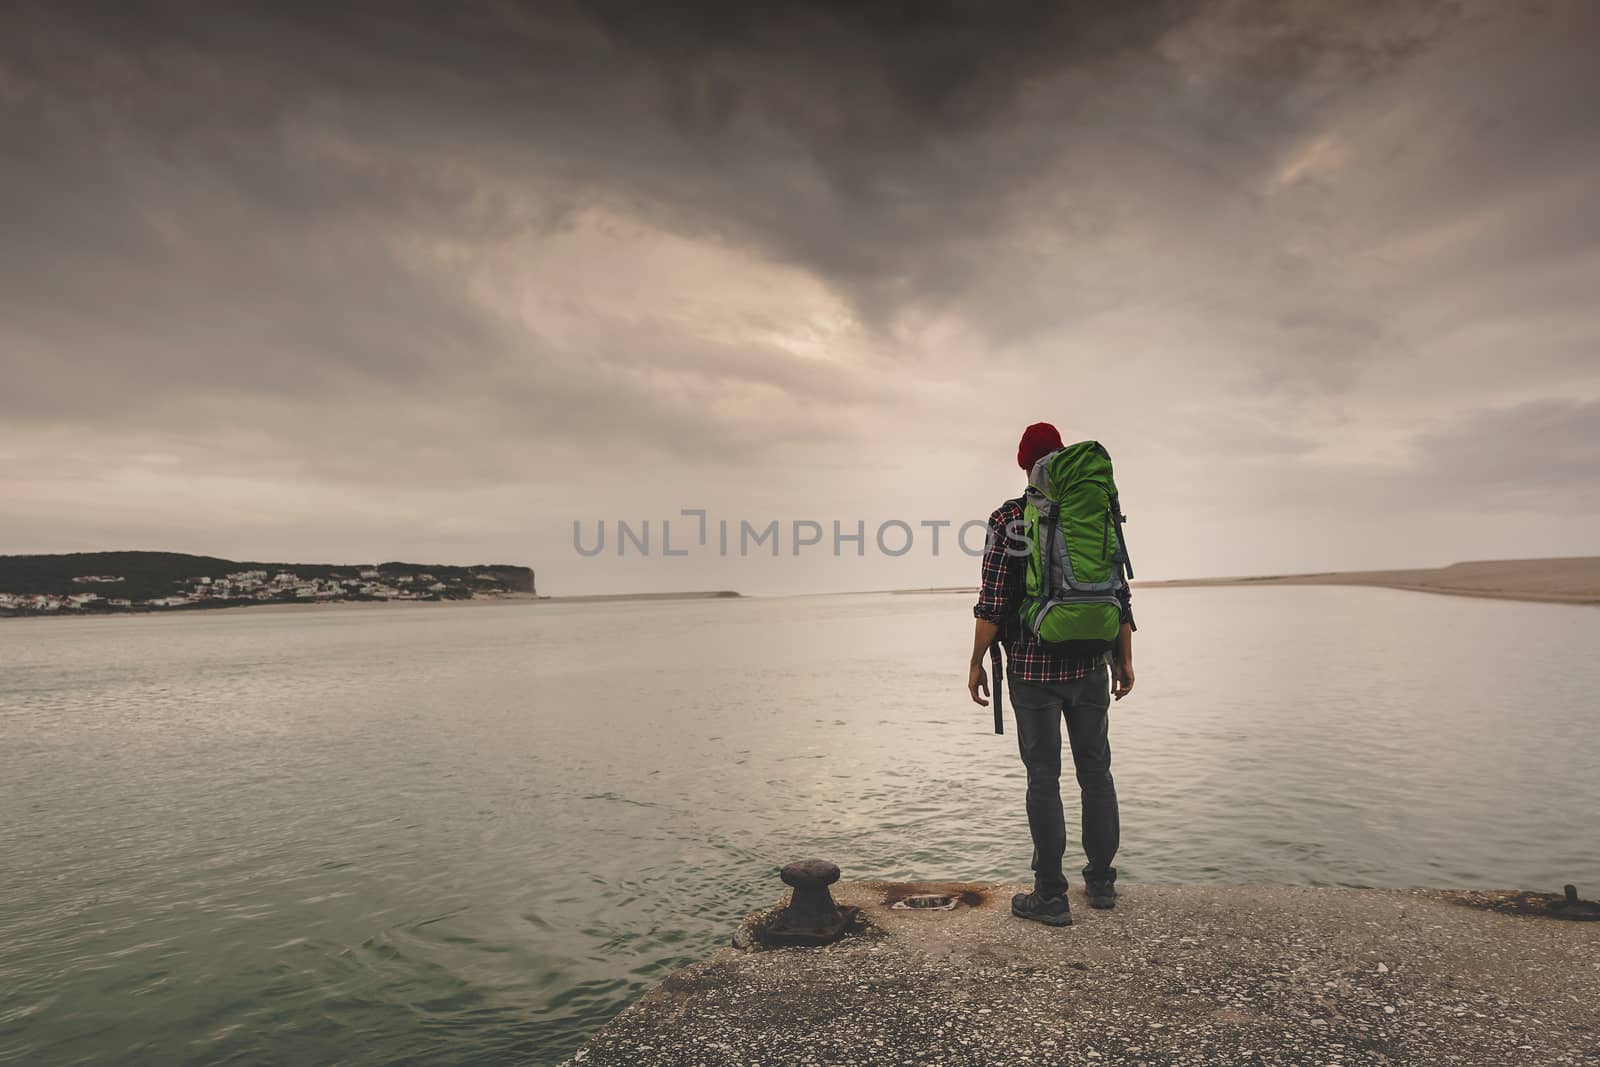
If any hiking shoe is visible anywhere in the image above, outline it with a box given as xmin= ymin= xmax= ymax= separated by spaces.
xmin=1084 ymin=880 xmax=1117 ymax=910
xmin=1011 ymin=891 xmax=1073 ymax=927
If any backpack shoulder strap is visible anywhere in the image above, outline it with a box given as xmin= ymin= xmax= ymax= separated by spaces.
xmin=1109 ymin=491 xmax=1134 ymax=581
xmin=999 ymin=493 xmax=1029 ymax=634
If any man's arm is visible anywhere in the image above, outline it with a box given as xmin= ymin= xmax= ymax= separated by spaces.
xmin=1112 ymin=621 xmax=1134 ymax=700
xmin=968 ymin=617 xmax=999 ymax=706
xmin=968 ymin=507 xmax=1011 ymax=706
xmin=1112 ymin=575 xmax=1135 ymax=700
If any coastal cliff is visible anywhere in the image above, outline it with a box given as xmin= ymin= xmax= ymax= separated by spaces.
xmin=0 ymin=551 xmax=536 ymax=613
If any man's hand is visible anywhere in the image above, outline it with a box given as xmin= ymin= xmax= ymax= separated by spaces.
xmin=968 ymin=618 xmax=1000 ymax=707
xmin=968 ymin=661 xmax=991 ymax=706
xmin=1111 ymin=620 xmax=1135 ymax=701
xmin=1112 ymin=659 xmax=1135 ymax=701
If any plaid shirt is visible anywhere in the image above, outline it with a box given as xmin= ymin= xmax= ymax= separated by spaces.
xmin=973 ymin=496 xmax=1132 ymax=684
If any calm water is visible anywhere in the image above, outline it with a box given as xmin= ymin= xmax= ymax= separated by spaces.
xmin=3 ymin=589 xmax=1598 ymax=1065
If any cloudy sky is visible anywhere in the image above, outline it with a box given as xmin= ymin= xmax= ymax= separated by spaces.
xmin=2 ymin=0 xmax=1596 ymax=594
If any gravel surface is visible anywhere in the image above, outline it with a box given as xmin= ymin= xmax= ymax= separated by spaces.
xmin=563 ymin=882 xmax=1600 ymax=1066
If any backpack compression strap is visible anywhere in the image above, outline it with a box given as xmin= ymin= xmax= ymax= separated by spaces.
xmin=990 ymin=639 xmax=1004 ymax=735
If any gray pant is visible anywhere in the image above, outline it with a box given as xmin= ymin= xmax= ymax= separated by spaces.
xmin=1009 ymin=669 xmax=1119 ymax=897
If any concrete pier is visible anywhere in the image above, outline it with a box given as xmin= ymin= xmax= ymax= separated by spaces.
xmin=564 ymin=881 xmax=1599 ymax=1066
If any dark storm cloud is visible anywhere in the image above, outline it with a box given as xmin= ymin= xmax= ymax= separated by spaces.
xmin=2 ymin=0 xmax=1598 ymax=578
xmin=1 ymin=0 xmax=1232 ymax=477
xmin=0 ymin=0 xmax=1473 ymax=396
xmin=0 ymin=0 xmax=1191 ymax=343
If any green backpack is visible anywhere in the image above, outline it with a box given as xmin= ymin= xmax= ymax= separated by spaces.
xmin=1018 ymin=440 xmax=1134 ymax=655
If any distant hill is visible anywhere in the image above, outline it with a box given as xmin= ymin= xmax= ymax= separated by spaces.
xmin=1138 ymin=556 xmax=1600 ymax=606
xmin=0 ymin=551 xmax=535 ymax=601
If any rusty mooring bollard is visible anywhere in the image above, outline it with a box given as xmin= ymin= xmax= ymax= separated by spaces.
xmin=765 ymin=859 xmax=855 ymax=946
xmin=1551 ymin=883 xmax=1599 ymax=920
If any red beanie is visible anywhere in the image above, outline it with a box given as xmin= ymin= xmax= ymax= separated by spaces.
xmin=1017 ymin=422 xmax=1064 ymax=471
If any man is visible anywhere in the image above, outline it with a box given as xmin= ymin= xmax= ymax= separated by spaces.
xmin=967 ymin=421 xmax=1135 ymax=927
